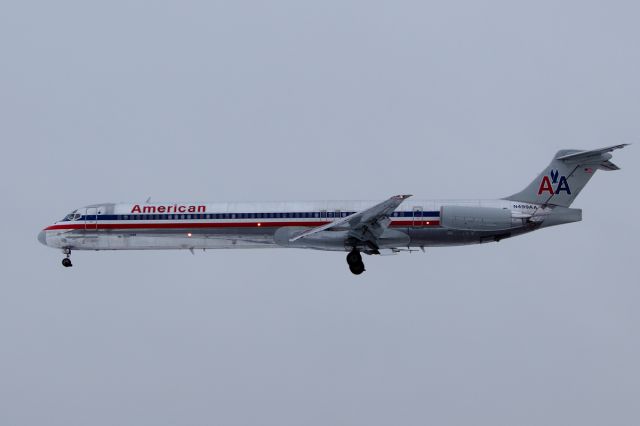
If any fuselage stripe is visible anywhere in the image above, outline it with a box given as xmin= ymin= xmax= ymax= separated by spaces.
xmin=67 ymin=211 xmax=440 ymax=221
xmin=45 ymin=220 xmax=441 ymax=231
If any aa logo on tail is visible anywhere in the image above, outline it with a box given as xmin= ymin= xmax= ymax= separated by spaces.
xmin=538 ymin=169 xmax=571 ymax=195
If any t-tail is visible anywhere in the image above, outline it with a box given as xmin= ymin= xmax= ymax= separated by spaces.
xmin=506 ymin=144 xmax=629 ymax=207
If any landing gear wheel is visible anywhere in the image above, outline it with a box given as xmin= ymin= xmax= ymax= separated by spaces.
xmin=346 ymin=249 xmax=365 ymax=275
xmin=349 ymin=261 xmax=365 ymax=275
xmin=62 ymin=248 xmax=72 ymax=267
xmin=346 ymin=249 xmax=362 ymax=265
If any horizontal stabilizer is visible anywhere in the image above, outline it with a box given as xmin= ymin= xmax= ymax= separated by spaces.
xmin=555 ymin=143 xmax=629 ymax=162
xmin=598 ymin=160 xmax=620 ymax=171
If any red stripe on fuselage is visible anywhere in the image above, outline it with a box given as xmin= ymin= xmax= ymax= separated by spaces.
xmin=44 ymin=220 xmax=441 ymax=231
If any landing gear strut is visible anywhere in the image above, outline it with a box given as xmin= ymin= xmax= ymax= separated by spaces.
xmin=346 ymin=248 xmax=365 ymax=275
xmin=62 ymin=248 xmax=72 ymax=268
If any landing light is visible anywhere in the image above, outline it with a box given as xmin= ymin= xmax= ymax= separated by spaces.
xmin=257 ymin=223 xmax=262 ymax=227
xmin=187 ymin=233 xmax=192 ymax=237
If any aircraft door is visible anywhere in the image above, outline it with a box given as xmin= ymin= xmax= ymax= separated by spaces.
xmin=412 ymin=206 xmax=423 ymax=227
xmin=85 ymin=207 xmax=98 ymax=230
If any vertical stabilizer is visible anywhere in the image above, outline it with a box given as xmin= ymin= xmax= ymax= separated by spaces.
xmin=505 ymin=144 xmax=628 ymax=207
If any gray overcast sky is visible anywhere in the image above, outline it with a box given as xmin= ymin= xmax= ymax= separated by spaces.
xmin=1 ymin=1 xmax=639 ymax=425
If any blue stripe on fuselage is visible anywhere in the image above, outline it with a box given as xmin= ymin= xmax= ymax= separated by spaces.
xmin=67 ymin=211 xmax=441 ymax=222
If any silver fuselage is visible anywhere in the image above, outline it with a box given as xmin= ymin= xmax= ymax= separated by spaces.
xmin=38 ymin=199 xmax=581 ymax=253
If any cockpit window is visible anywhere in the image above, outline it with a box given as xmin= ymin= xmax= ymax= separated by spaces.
xmin=62 ymin=211 xmax=82 ymax=221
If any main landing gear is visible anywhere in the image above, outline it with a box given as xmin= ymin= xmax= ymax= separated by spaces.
xmin=346 ymin=249 xmax=365 ymax=275
xmin=62 ymin=248 xmax=72 ymax=268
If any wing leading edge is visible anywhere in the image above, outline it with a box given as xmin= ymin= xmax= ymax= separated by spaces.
xmin=289 ymin=194 xmax=412 ymax=243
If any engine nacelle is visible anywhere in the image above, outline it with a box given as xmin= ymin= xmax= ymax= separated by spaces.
xmin=440 ymin=205 xmax=513 ymax=231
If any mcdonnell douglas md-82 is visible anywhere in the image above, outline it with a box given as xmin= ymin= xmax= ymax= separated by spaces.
xmin=38 ymin=145 xmax=628 ymax=274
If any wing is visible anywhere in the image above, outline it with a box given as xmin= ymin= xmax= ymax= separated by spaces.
xmin=289 ymin=194 xmax=412 ymax=244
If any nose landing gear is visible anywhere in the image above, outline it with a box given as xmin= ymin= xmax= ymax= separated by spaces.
xmin=62 ymin=248 xmax=72 ymax=268
xmin=346 ymin=249 xmax=365 ymax=275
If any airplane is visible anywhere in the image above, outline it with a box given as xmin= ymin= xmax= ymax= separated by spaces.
xmin=38 ymin=144 xmax=628 ymax=274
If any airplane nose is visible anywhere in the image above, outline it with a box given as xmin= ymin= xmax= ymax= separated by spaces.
xmin=37 ymin=230 xmax=47 ymax=246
